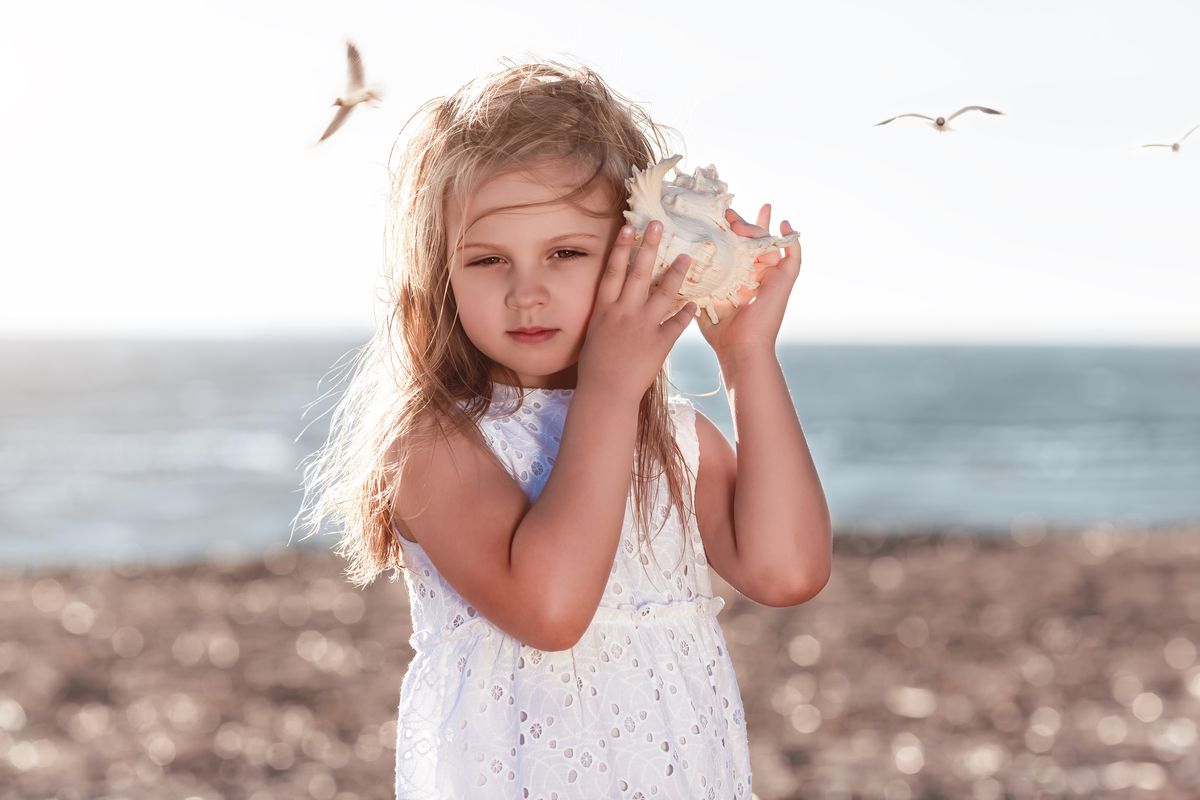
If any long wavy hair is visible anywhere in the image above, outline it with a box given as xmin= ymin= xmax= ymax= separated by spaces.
xmin=294 ymin=59 xmax=697 ymax=587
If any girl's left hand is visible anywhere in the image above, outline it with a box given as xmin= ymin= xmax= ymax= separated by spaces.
xmin=694 ymin=203 xmax=802 ymax=357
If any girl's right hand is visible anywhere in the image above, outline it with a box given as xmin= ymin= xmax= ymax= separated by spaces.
xmin=576 ymin=219 xmax=696 ymax=403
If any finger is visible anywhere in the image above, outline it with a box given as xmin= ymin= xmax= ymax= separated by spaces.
xmin=780 ymin=219 xmax=802 ymax=276
xmin=597 ymin=224 xmax=636 ymax=304
xmin=725 ymin=207 xmax=767 ymax=238
xmin=661 ymin=301 xmax=697 ymax=338
xmin=620 ymin=219 xmax=663 ymax=303
xmin=756 ymin=203 xmax=771 ymax=230
xmin=647 ymin=253 xmax=691 ymax=313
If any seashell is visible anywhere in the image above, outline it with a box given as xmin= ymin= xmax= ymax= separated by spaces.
xmin=623 ymin=155 xmax=800 ymax=324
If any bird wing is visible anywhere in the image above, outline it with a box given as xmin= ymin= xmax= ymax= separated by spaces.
xmin=346 ymin=41 xmax=364 ymax=90
xmin=1181 ymin=124 xmax=1199 ymax=142
xmin=875 ymin=113 xmax=933 ymax=126
xmin=947 ymin=106 xmax=1004 ymax=121
xmin=318 ymin=105 xmax=354 ymax=143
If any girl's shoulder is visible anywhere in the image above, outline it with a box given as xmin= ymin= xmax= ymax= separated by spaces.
xmin=385 ymin=403 xmax=497 ymax=519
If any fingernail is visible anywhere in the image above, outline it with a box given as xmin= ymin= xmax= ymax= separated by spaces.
xmin=621 ymin=225 xmax=633 ymax=237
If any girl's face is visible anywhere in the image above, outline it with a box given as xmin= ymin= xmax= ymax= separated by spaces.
xmin=445 ymin=160 xmax=623 ymax=389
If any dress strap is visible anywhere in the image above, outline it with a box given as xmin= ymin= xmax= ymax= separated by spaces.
xmin=668 ymin=395 xmax=700 ymax=483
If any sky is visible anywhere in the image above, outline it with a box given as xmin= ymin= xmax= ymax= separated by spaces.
xmin=1 ymin=0 xmax=1197 ymax=344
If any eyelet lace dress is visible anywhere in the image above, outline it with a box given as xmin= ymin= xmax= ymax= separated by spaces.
xmin=394 ymin=385 xmax=752 ymax=799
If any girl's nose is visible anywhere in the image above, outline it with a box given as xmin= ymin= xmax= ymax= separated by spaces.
xmin=505 ymin=271 xmax=550 ymax=310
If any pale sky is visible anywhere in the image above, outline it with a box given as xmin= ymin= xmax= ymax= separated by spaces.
xmin=2 ymin=0 xmax=1197 ymax=344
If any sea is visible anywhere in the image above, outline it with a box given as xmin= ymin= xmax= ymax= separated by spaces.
xmin=1 ymin=338 xmax=1197 ymax=568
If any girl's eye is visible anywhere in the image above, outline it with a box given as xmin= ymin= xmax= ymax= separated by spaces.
xmin=467 ymin=249 xmax=587 ymax=267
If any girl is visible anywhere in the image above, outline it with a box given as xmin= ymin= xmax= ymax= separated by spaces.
xmin=297 ymin=60 xmax=831 ymax=799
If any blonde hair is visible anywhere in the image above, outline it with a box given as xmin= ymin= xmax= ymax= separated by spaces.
xmin=295 ymin=59 xmax=696 ymax=587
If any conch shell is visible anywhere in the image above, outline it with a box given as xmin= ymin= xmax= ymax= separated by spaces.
xmin=623 ymin=155 xmax=800 ymax=323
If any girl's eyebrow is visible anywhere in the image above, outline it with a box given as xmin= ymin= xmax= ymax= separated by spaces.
xmin=458 ymin=232 xmax=601 ymax=252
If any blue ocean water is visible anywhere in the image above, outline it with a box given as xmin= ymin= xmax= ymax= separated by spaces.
xmin=1 ymin=338 xmax=1197 ymax=568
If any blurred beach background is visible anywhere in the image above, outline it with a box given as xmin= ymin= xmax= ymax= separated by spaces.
xmin=3 ymin=0 xmax=1200 ymax=797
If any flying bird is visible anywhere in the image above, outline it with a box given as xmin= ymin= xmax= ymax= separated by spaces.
xmin=875 ymin=106 xmax=1005 ymax=132
xmin=1139 ymin=124 xmax=1198 ymax=153
xmin=317 ymin=41 xmax=382 ymax=144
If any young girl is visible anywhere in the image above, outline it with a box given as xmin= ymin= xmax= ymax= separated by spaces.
xmin=298 ymin=60 xmax=831 ymax=799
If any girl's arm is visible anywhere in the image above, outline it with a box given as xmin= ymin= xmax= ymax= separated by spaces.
xmin=393 ymin=386 xmax=643 ymax=652
xmin=695 ymin=351 xmax=831 ymax=606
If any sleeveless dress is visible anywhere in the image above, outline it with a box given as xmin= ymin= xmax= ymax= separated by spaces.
xmin=393 ymin=385 xmax=752 ymax=799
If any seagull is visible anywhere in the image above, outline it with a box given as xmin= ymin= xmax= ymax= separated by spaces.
xmin=875 ymin=106 xmax=1005 ymax=132
xmin=1139 ymin=124 xmax=1199 ymax=153
xmin=317 ymin=41 xmax=382 ymax=144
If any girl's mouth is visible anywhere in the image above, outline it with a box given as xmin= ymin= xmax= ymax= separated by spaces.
xmin=507 ymin=328 xmax=558 ymax=344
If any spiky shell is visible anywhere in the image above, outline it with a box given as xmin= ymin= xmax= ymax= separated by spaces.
xmin=623 ymin=155 xmax=800 ymax=323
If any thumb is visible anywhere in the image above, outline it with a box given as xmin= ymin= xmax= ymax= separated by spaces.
xmin=663 ymin=301 xmax=697 ymax=338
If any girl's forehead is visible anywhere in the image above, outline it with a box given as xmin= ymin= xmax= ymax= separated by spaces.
xmin=467 ymin=162 xmax=602 ymax=206
xmin=448 ymin=164 xmax=614 ymax=231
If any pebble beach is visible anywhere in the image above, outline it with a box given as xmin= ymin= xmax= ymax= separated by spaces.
xmin=3 ymin=526 xmax=1200 ymax=799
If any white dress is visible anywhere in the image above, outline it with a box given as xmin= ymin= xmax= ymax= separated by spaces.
xmin=394 ymin=385 xmax=752 ymax=799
